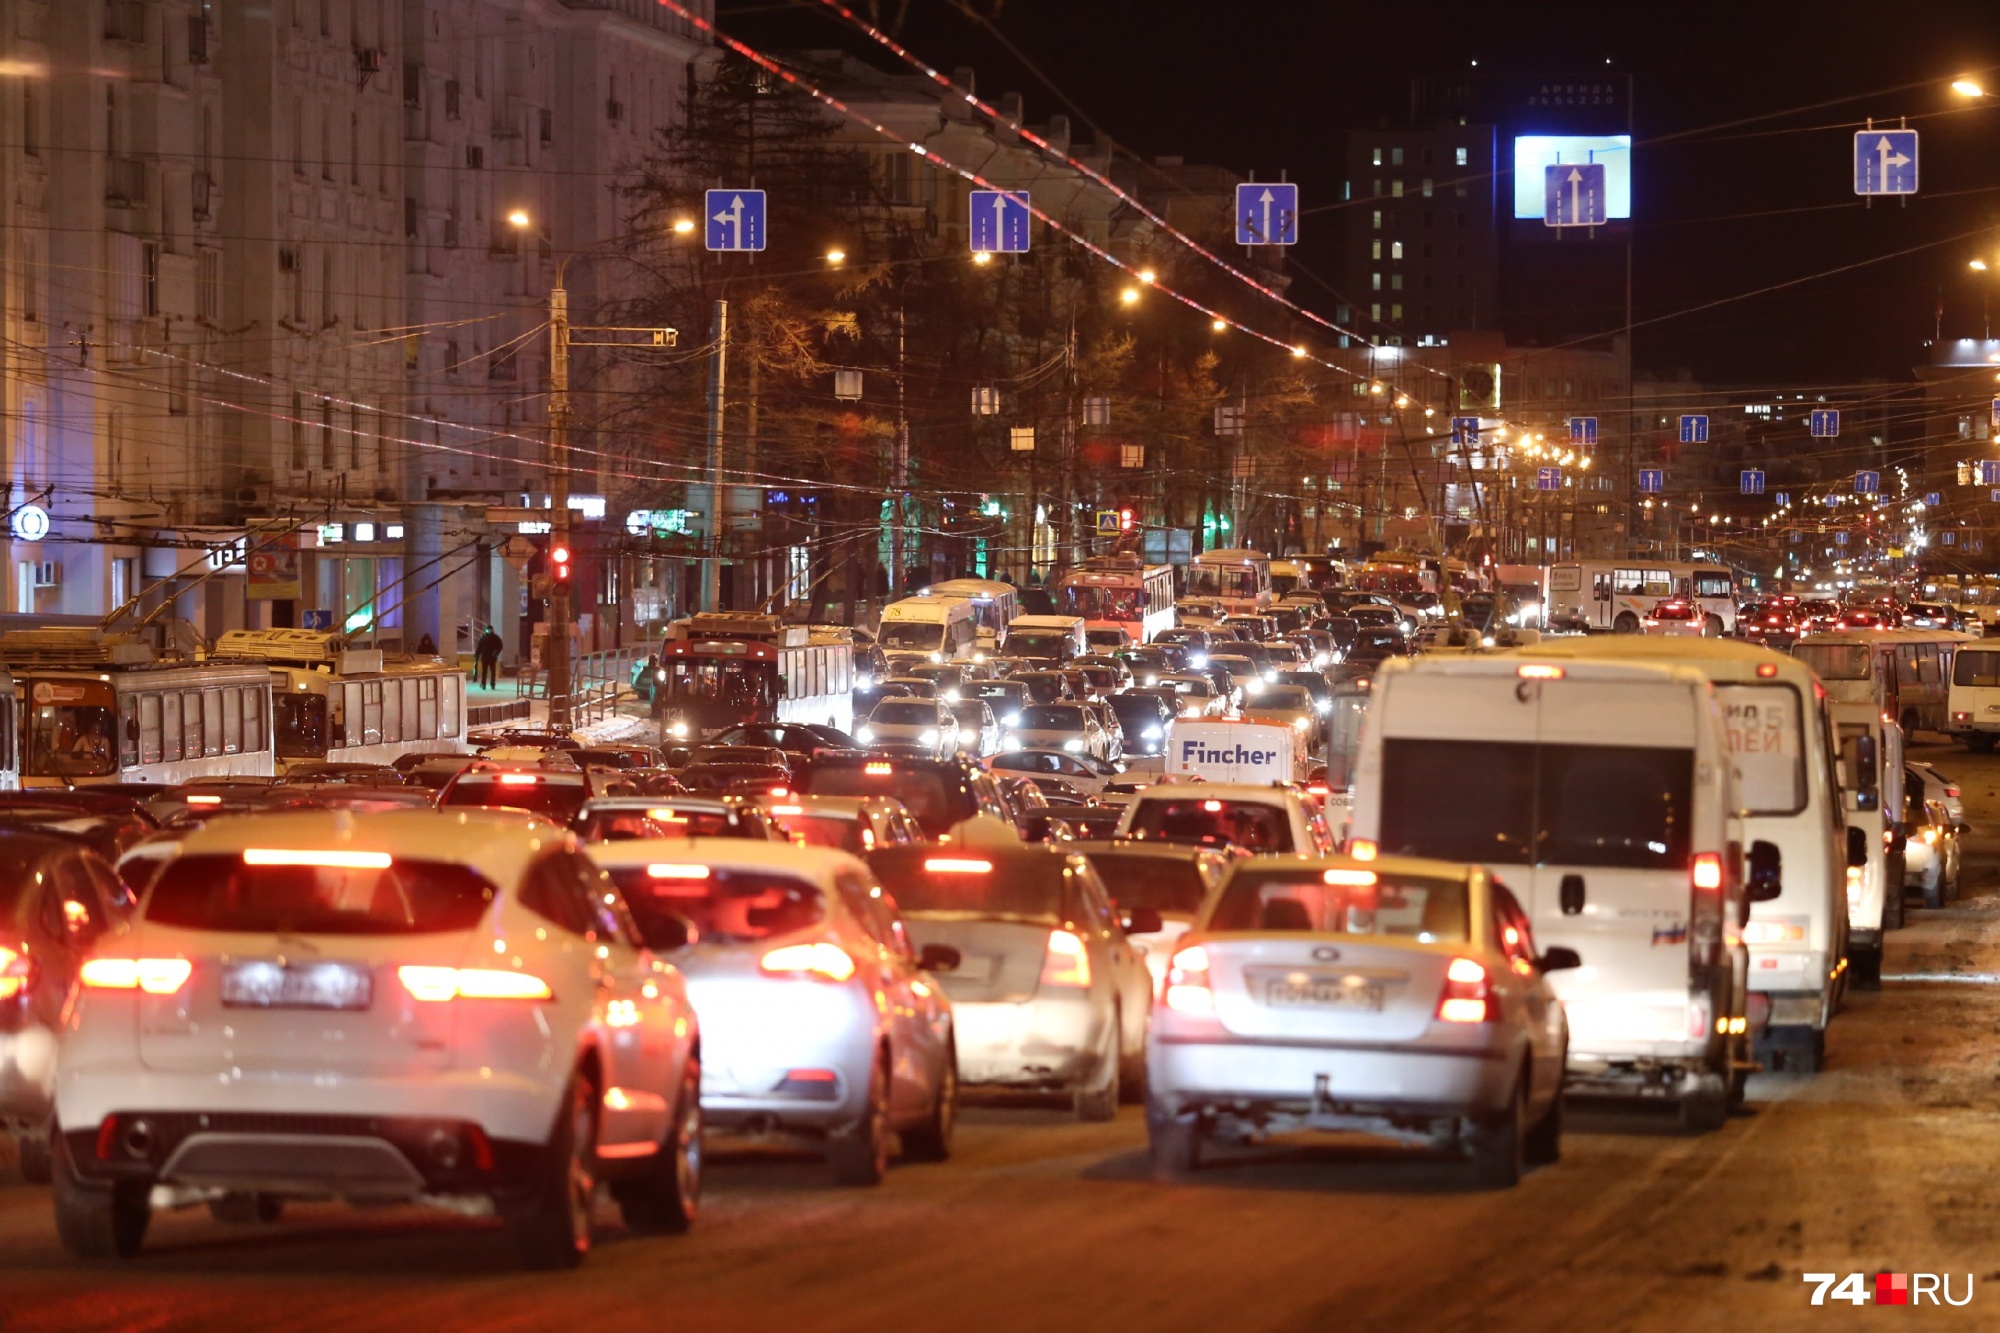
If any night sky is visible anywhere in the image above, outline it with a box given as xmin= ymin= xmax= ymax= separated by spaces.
xmin=716 ymin=0 xmax=2000 ymax=388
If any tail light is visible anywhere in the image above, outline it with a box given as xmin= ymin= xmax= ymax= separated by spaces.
xmin=1435 ymin=956 xmax=1494 ymax=1024
xmin=398 ymin=965 xmax=554 ymax=1001
xmin=1164 ymin=944 xmax=1213 ymax=1014
xmin=1945 ymin=786 xmax=1961 ymax=798
xmin=0 ymin=944 xmax=34 ymax=1000
xmin=80 ymin=957 xmax=194 ymax=995
xmin=759 ymin=942 xmax=856 ymax=982
xmin=1347 ymin=838 xmax=1378 ymax=862
xmin=1039 ymin=929 xmax=1092 ymax=989
xmin=1690 ymin=851 xmax=1726 ymax=967
xmin=1921 ymin=827 xmax=1939 ymax=845
xmin=1691 ymin=851 xmax=1724 ymax=892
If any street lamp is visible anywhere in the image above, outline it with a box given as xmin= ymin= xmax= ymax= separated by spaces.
xmin=1952 ymin=78 xmax=1988 ymax=98
xmin=1210 ymin=318 xmax=1227 ymax=332
xmin=1119 ymin=286 xmax=1141 ymax=305
xmin=671 ymin=218 xmax=696 ymax=235
xmin=1972 ymin=258 xmax=1990 ymax=272
xmin=824 ymin=248 xmax=847 ymax=265
xmin=972 ymin=251 xmax=993 ymax=266
xmin=506 ymin=208 xmax=531 ymax=229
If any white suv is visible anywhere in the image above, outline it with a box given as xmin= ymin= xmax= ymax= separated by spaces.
xmin=52 ymin=808 xmax=702 ymax=1268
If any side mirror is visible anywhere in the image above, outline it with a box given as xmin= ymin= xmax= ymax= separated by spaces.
xmin=666 ymin=747 xmax=692 ymax=767
xmin=124 ymin=716 xmax=140 ymax=742
xmin=1559 ymin=873 xmax=1586 ymax=916
xmin=1123 ymin=906 xmax=1164 ymax=935
xmin=1537 ymin=946 xmax=1582 ymax=972
xmin=638 ymin=908 xmax=699 ymax=953
xmin=918 ymin=942 xmax=961 ymax=973
xmin=1747 ymin=839 xmax=1783 ymax=902
xmin=1846 ymin=825 xmax=1869 ymax=868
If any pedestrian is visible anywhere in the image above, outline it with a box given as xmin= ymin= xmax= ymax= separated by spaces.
xmin=415 ymin=632 xmax=437 ymax=655
xmin=475 ymin=624 xmax=504 ymax=689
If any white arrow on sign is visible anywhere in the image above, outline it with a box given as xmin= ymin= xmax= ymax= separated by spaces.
xmin=1876 ymin=136 xmax=1910 ymax=183
xmin=712 ymin=193 xmax=745 ymax=248
xmin=1258 ymin=187 xmax=1275 ymax=242
xmin=991 ymin=191 xmax=1010 ymax=244
xmin=1567 ymin=167 xmax=1584 ymax=222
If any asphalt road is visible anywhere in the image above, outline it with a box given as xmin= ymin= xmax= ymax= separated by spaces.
xmin=10 ymin=739 xmax=2000 ymax=1332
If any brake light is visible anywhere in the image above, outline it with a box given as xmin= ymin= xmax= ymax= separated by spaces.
xmin=1516 ymin=663 xmax=1564 ymax=679
xmin=398 ymin=965 xmax=554 ymax=1001
xmin=184 ymin=794 xmax=223 ymax=806
xmin=769 ymin=805 xmax=804 ymax=816
xmin=1945 ymin=786 xmax=1960 ymax=798
xmin=1040 ymin=929 xmax=1092 ymax=989
xmin=760 ymin=942 xmax=856 ymax=982
xmin=243 ymin=848 xmax=392 ymax=870
xmin=645 ymin=808 xmax=690 ymax=823
xmin=1756 ymin=662 xmax=1779 ymax=677
xmin=0 ymin=944 xmax=32 ymax=1000
xmin=1436 ymin=956 xmax=1494 ymax=1023
xmin=864 ymin=762 xmax=894 ymax=776
xmin=498 ymin=773 xmax=541 ymax=785
xmin=1921 ymin=827 xmax=1939 ymax=845
xmin=1202 ymin=799 xmax=1223 ymax=812
xmin=1323 ymin=868 xmax=1377 ymax=886
xmin=1691 ymin=851 xmax=1724 ymax=892
xmin=768 ymin=786 xmax=789 ymax=797
xmin=647 ymin=863 xmax=710 ymax=879
xmin=1742 ymin=918 xmax=1807 ymax=945
xmin=80 ymin=957 xmax=193 ymax=995
xmin=1348 ymin=838 xmax=1378 ymax=862
xmin=1164 ymin=944 xmax=1213 ymax=1014
xmin=924 ymin=858 xmax=993 ymax=873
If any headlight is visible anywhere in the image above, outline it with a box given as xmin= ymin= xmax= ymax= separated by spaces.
xmin=1004 ymin=712 xmax=1022 ymax=727
xmin=1291 ymin=717 xmax=1310 ymax=731
xmin=1315 ymin=699 xmax=1331 ymax=713
xmin=855 ymin=674 xmax=873 ymax=688
xmin=929 ymin=652 xmax=943 ymax=663
xmin=856 ymin=726 xmax=874 ymax=743
xmin=943 ymin=689 xmax=961 ymax=701
xmin=973 ymin=651 xmax=987 ymax=663
xmin=1063 ymin=739 xmax=1085 ymax=752
xmin=1246 ymin=679 xmax=1264 ymax=695
xmin=1482 ymin=636 xmax=1496 ymax=647
xmin=1313 ymin=653 xmax=1329 ymax=668
xmin=918 ymin=729 xmax=938 ymax=744
xmin=1004 ymin=737 xmax=1022 ymax=750
xmin=669 ymin=721 xmax=689 ymax=739
xmin=1190 ymin=653 xmax=1207 ymax=668
xmin=1143 ymin=675 xmax=1157 ymax=686
xmin=1263 ymin=671 xmax=1278 ymax=683
xmin=1143 ymin=726 xmax=1163 ymax=739
xmin=655 ymin=669 xmax=667 ymax=682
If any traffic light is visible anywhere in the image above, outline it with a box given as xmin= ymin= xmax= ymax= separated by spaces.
xmin=550 ymin=543 xmax=572 ymax=582
xmin=1118 ymin=507 xmax=1135 ymax=532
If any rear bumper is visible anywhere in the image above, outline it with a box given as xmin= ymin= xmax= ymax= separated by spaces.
xmin=686 ymin=978 xmax=879 ymax=1130
xmin=951 ymin=993 xmax=1102 ymax=1088
xmin=0 ymin=1025 xmax=57 ymax=1124
xmin=1746 ymin=949 xmax=1832 ymax=1000
xmin=1149 ymin=1033 xmax=1515 ymax=1123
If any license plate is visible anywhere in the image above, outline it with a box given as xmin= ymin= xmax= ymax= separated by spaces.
xmin=221 ymin=961 xmax=373 ymax=1011
xmin=949 ymin=954 xmax=998 ymax=985
xmin=1261 ymin=973 xmax=1383 ymax=1011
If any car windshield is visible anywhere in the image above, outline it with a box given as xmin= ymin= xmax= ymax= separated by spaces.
xmin=1005 ymin=631 xmax=1072 ymax=658
xmin=147 ymin=855 xmax=497 ymax=934
xmin=1793 ymin=642 xmax=1871 ymax=680
xmin=1955 ymin=651 xmax=2000 ymax=687
xmin=1255 ymin=686 xmax=1315 ymax=709
xmin=801 ymin=764 xmax=969 ymax=835
xmin=868 ymin=848 xmax=1067 ymax=920
xmin=1085 ymin=854 xmax=1209 ymax=914
xmin=575 ymin=806 xmax=756 ymax=841
xmin=1210 ymin=657 xmax=1257 ymax=679
xmin=871 ymin=700 xmax=939 ymax=725
xmin=969 ymin=682 xmax=1025 ymax=705
xmin=439 ymin=775 xmax=591 ymax=819
xmin=1208 ymin=867 xmax=1470 ymax=940
xmin=1124 ymin=798 xmax=1294 ymax=852
xmin=1018 ymin=705 xmax=1085 ymax=729
xmin=605 ymin=866 xmax=822 ymax=944
xmin=878 ymin=621 xmax=944 ymax=651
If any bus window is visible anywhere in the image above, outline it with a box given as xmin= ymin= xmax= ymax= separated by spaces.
xmin=202 ymin=689 xmax=224 ymax=757
xmin=25 ymin=684 xmax=118 ymax=779
xmin=244 ymin=685 xmax=264 ymax=751
xmin=275 ymin=691 xmax=326 ymax=758
xmin=363 ymin=681 xmax=384 ymax=745
xmin=441 ymin=675 xmax=460 ymax=736
xmin=138 ymin=694 xmax=162 ymax=764
xmin=419 ymin=676 xmax=439 ymax=737
xmin=119 ymin=697 xmax=139 ymax=768
xmin=182 ymin=692 xmax=202 ymax=757
xmin=384 ymin=678 xmax=403 ymax=742
xmin=162 ymin=691 xmax=183 ymax=760
xmin=222 ymin=688 xmax=242 ymax=753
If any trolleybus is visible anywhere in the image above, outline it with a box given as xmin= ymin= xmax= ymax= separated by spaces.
xmin=1186 ymin=547 xmax=1272 ymax=615
xmin=654 ymin=613 xmax=855 ymax=740
xmin=1052 ymin=555 xmax=1176 ymax=645
xmin=1545 ymin=559 xmax=1738 ymax=634
xmin=213 ymin=628 xmax=470 ymax=771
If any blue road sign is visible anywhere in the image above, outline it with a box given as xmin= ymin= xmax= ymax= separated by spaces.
xmin=1983 ymin=461 xmax=2000 ymax=486
xmin=1926 ymin=491 xmax=1942 ymax=507
xmin=301 ymin=609 xmax=334 ymax=630
xmin=1568 ymin=416 xmax=1598 ymax=446
xmin=1835 ymin=531 xmax=1850 ymax=546
xmin=1678 ymin=414 xmax=1709 ymax=445
xmin=1991 ymin=488 xmax=2000 ymax=502
xmin=969 ymin=190 xmax=1032 ymax=254
xmin=1740 ymin=469 xmax=1766 ymax=495
xmin=1825 ymin=494 xmax=1840 ymax=507
xmin=1638 ymin=468 xmax=1664 ymax=494
xmin=1991 ymin=398 xmax=2000 ymax=429
xmin=1543 ymin=162 xmax=1607 ymax=227
xmin=1810 ymin=409 xmax=1840 ymax=438
xmin=704 ymin=189 xmax=767 ymax=252
xmin=1234 ymin=182 xmax=1298 ymax=246
xmin=1775 ymin=492 xmax=1791 ymax=506
xmin=1943 ymin=531 xmax=1958 ymax=546
xmin=1854 ymin=470 xmax=1880 ymax=494
xmin=1535 ymin=466 xmax=1563 ymax=491
xmin=1450 ymin=416 xmax=1481 ymax=445
xmin=1788 ymin=531 xmax=1800 ymax=544
xmin=1853 ymin=129 xmax=1918 ymax=196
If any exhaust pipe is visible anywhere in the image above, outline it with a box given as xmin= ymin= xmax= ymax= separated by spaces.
xmin=122 ymin=1118 xmax=154 ymax=1160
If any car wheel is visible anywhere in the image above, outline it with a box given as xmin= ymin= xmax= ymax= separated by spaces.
xmin=1146 ymin=1101 xmax=1202 ymax=1181
xmin=827 ymin=1049 xmax=891 ymax=1186
xmin=16 ymin=1129 xmax=51 ymax=1185
xmin=1923 ymin=872 xmax=1945 ymax=911
xmin=1850 ymin=946 xmax=1882 ymax=991
xmin=1466 ymin=1078 xmax=1525 ymax=1188
xmin=208 ymin=1192 xmax=284 ymax=1225
xmin=613 ymin=1054 xmax=702 ymax=1233
xmin=1679 ymin=1085 xmax=1729 ymax=1133
xmin=1522 ymin=1089 xmax=1562 ymax=1167
xmin=506 ymin=1067 xmax=597 ymax=1270
xmin=1613 ymin=612 xmax=1640 ymax=634
xmin=1884 ymin=880 xmax=1906 ymax=931
xmin=52 ymin=1129 xmax=150 ymax=1259
xmin=900 ymin=1039 xmax=957 ymax=1163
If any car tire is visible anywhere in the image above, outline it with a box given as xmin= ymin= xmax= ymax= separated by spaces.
xmin=612 ymin=1055 xmax=702 ymax=1234
xmin=52 ymin=1130 xmax=150 ymax=1259
xmin=1704 ymin=615 xmax=1723 ymax=638
xmin=505 ymin=1068 xmax=597 ymax=1270
xmin=1923 ymin=872 xmax=1945 ymax=911
xmin=208 ymin=1192 xmax=284 ymax=1225
xmin=1613 ymin=613 xmax=1640 ymax=635
xmin=1884 ymin=881 xmax=1906 ymax=931
xmin=827 ymin=1049 xmax=891 ymax=1187
xmin=1147 ymin=1106 xmax=1202 ymax=1181
xmin=1969 ymin=733 xmax=1997 ymax=753
xmin=900 ymin=1040 xmax=957 ymax=1164
xmin=1522 ymin=1090 xmax=1562 ymax=1167
xmin=1073 ymin=1013 xmax=1121 ymax=1123
xmin=16 ymin=1129 xmax=51 ymax=1185
xmin=1850 ymin=946 xmax=1882 ymax=991
xmin=1466 ymin=1080 xmax=1525 ymax=1188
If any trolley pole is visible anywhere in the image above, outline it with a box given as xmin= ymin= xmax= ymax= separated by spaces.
xmin=547 ymin=282 xmax=573 ymax=733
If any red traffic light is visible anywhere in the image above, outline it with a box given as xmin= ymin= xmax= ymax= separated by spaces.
xmin=550 ymin=543 xmax=572 ymax=580
xmin=1118 ymin=508 xmax=1135 ymax=532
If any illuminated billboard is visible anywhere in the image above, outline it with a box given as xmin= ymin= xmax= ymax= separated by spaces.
xmin=1511 ymin=135 xmax=1632 ymax=220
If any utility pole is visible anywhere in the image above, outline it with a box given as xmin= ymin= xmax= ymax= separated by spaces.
xmin=892 ymin=305 xmax=908 ymax=596
xmin=547 ymin=282 xmax=573 ymax=733
xmin=703 ymin=299 xmax=729 ymax=611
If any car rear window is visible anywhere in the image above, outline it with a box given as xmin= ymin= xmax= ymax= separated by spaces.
xmin=1955 ymin=651 xmax=2000 ymax=687
xmin=146 ymin=854 xmax=497 ymax=934
xmin=1379 ymin=738 xmax=1692 ymax=869
xmin=1208 ymin=867 xmax=1469 ymax=942
xmin=1018 ymin=704 xmax=1084 ymax=729
xmin=575 ymin=807 xmax=758 ymax=841
xmin=871 ymin=700 xmax=937 ymax=724
xmin=770 ymin=812 xmax=870 ymax=854
xmin=605 ymin=866 xmax=822 ymax=943
xmin=440 ymin=775 xmax=590 ymax=819
xmin=1124 ymin=798 xmax=1294 ymax=852
xmin=801 ymin=765 xmax=971 ymax=835
xmin=868 ymin=848 xmax=1068 ymax=919
xmin=1084 ymin=854 xmax=1209 ymax=914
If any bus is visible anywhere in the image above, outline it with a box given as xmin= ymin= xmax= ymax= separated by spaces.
xmin=1052 ymin=556 xmax=1176 ymax=645
xmin=655 ymin=613 xmax=854 ymax=740
xmin=0 ymin=627 xmax=273 ymax=788
xmin=1186 ymin=548 xmax=1271 ymax=614
xmin=1545 ymin=559 xmax=1738 ymax=634
xmin=1353 ymin=550 xmax=1439 ymax=598
xmin=876 ymin=595 xmax=980 ymax=663
xmin=926 ymin=578 xmax=1019 ymax=657
xmin=213 ymin=629 xmax=469 ymax=772
xmin=1794 ymin=628 xmax=1973 ymax=736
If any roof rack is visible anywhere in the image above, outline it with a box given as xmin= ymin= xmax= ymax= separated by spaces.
xmin=212 ymin=629 xmax=385 ymax=674
xmin=0 ymin=628 xmax=155 ymax=668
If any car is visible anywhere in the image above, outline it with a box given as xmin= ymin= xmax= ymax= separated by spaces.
xmin=570 ymin=745 xmax=668 ymax=771
xmin=1207 ymin=654 xmax=1263 ymax=706
xmin=437 ymin=764 xmax=607 ymax=822
xmin=1642 ymin=599 xmax=1707 ymax=637
xmin=764 ymin=793 xmax=927 ymax=853
xmin=851 ymin=681 xmax=917 ymax=720
xmin=988 ymin=748 xmax=1123 ymax=795
xmin=1068 ymin=840 xmax=1234 ymax=993
xmin=1116 ymin=783 xmax=1335 ymax=856
xmin=1907 ymin=760 xmax=1966 ymax=829
xmin=945 ymin=698 xmax=1003 ymax=757
xmin=573 ymin=795 xmax=785 ymax=843
xmin=1073 ymin=656 xmax=1135 ymax=695
xmin=1008 ymin=703 xmax=1113 ymax=761
xmin=1084 ymin=626 xmax=1134 ymax=653
xmin=1286 ymin=629 xmax=1338 ymax=670
xmin=1114 ymin=645 xmax=1185 ymax=683
xmin=798 ymin=754 xmax=1013 ymax=841
xmin=1008 ymin=669 xmax=1074 ymax=705
xmin=963 ymin=679 xmax=1031 ymax=730
xmin=1081 ymin=700 xmax=1126 ymax=762
xmin=870 ymin=821 xmax=1154 ymax=1119
xmin=584 ymin=838 xmax=960 ymax=1184
xmin=684 ymin=744 xmax=792 ymax=771
xmin=1240 ymin=683 xmax=1322 ymax=751
xmin=1903 ymin=790 xmax=1960 ymax=910
xmin=1106 ymin=692 xmax=1175 ymax=758
xmin=1836 ymin=608 xmax=1885 ymax=630
xmin=1145 ymin=852 xmax=1576 ymax=1185
xmin=704 ymin=723 xmax=856 ymax=762
xmin=679 ymin=763 xmax=794 ymax=796
xmin=1739 ymin=602 xmax=1801 ymax=647
xmin=1155 ymin=627 xmax=1214 ymax=667
xmin=53 ymin=809 xmax=703 ymax=1264
xmin=857 ymin=697 xmax=961 ymax=759
xmin=1173 ymin=600 xmax=1227 ymax=628
xmin=1153 ymin=672 xmax=1229 ymax=718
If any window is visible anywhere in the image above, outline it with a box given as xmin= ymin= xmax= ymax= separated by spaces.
xmin=1456 ymin=211 xmax=1467 ymax=228
xmin=1209 ymin=867 xmax=1468 ymax=940
xmin=1391 ymin=274 xmax=1403 ymax=290
xmin=1370 ymin=147 xmax=1382 ymax=166
xmin=444 ymin=79 xmax=461 ymax=119
xmin=1390 ymin=241 xmax=1403 ymax=260
xmin=1371 ymin=303 xmax=1381 ymax=322
xmin=202 ymin=690 xmax=224 ymax=756
xmin=1372 ymin=179 xmax=1382 ymax=197
xmin=148 ymin=856 xmax=499 ymax=934
xmin=221 ymin=687 xmax=242 ymax=753
xmin=1371 ymin=272 xmax=1381 ymax=291
xmin=1371 ymin=210 xmax=1381 ymax=230
xmin=382 ymin=676 xmax=402 ymax=740
xmin=182 ymin=690 xmax=202 ymax=757
xmin=1718 ymin=684 xmax=1806 ymax=817
xmin=1390 ymin=147 xmax=1404 ymax=166
xmin=1391 ymin=180 xmax=1404 ymax=198
xmin=1455 ymin=146 xmax=1469 ymax=166
xmin=1370 ymin=240 xmax=1381 ymax=260
xmin=1421 ymin=178 xmax=1433 ymax=197
xmin=1391 ymin=303 xmax=1403 ymax=321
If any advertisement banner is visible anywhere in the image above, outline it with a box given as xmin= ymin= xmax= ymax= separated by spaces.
xmin=246 ymin=533 xmax=300 ymax=601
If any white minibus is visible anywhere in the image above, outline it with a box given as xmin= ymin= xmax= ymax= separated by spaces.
xmin=1946 ymin=640 xmax=2000 ymax=750
xmin=877 ymin=595 xmax=980 ymax=662
xmin=1828 ymin=701 xmax=1906 ymax=987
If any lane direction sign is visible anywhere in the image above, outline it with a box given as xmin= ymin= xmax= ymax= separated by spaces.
xmin=1741 ymin=469 xmax=1766 ymax=495
xmin=1854 ymin=470 xmax=1880 ymax=494
xmin=1853 ymin=129 xmax=1919 ymax=196
xmin=1775 ymin=492 xmax=1791 ymax=506
xmin=1810 ymin=409 xmax=1840 ymax=438
xmin=1234 ymin=182 xmax=1298 ymax=246
xmin=969 ymin=190 xmax=1032 ymax=254
xmin=1926 ymin=491 xmax=1942 ymax=507
xmin=1450 ymin=416 xmax=1480 ymax=445
xmin=1569 ymin=416 xmax=1598 ymax=446
xmin=1535 ymin=466 xmax=1563 ymax=491
xmin=1544 ymin=162 xmax=1606 ymax=227
xmin=1679 ymin=414 xmax=1709 ymax=445
xmin=1638 ymin=468 xmax=1663 ymax=494
xmin=705 ymin=189 xmax=767 ymax=252
xmin=1982 ymin=461 xmax=2000 ymax=486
